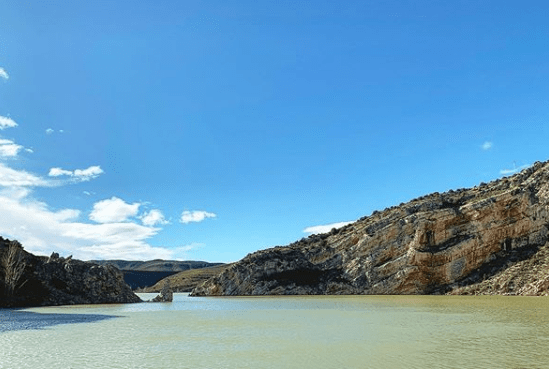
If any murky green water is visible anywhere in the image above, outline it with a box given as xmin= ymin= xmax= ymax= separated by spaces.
xmin=1 ymin=293 xmax=549 ymax=368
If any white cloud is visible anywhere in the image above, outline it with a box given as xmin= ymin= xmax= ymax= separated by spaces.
xmin=0 ymin=116 xmax=17 ymax=129
xmin=48 ymin=167 xmax=73 ymax=177
xmin=0 ymin=163 xmax=53 ymax=187
xmin=481 ymin=141 xmax=493 ymax=150
xmin=48 ymin=165 xmax=104 ymax=181
xmin=0 ymin=139 xmax=23 ymax=157
xmin=172 ymin=243 xmax=205 ymax=259
xmin=0 ymin=132 xmax=34 ymax=158
xmin=140 ymin=209 xmax=169 ymax=226
xmin=500 ymin=164 xmax=530 ymax=176
xmin=0 ymin=190 xmax=174 ymax=260
xmin=46 ymin=128 xmax=54 ymax=134
xmin=0 ymin=187 xmax=31 ymax=200
xmin=180 ymin=210 xmax=217 ymax=224
xmin=0 ymin=67 xmax=8 ymax=80
xmin=90 ymin=197 xmax=140 ymax=223
xmin=303 ymin=221 xmax=354 ymax=235
xmin=74 ymin=166 xmax=103 ymax=179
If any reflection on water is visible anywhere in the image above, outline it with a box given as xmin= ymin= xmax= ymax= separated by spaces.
xmin=0 ymin=310 xmax=119 ymax=332
xmin=1 ymin=294 xmax=548 ymax=369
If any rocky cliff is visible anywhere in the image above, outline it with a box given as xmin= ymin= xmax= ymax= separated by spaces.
xmin=0 ymin=238 xmax=142 ymax=307
xmin=191 ymin=160 xmax=549 ymax=296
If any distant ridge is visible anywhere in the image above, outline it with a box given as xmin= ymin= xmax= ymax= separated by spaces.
xmin=91 ymin=259 xmax=224 ymax=289
xmin=91 ymin=259 xmax=223 ymax=272
xmin=192 ymin=160 xmax=549 ymax=296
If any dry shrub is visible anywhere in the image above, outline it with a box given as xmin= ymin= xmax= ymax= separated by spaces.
xmin=1 ymin=240 xmax=27 ymax=296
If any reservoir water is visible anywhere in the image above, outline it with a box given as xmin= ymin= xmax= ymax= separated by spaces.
xmin=1 ymin=293 xmax=549 ymax=368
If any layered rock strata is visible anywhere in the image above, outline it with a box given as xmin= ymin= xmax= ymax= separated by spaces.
xmin=0 ymin=238 xmax=142 ymax=307
xmin=192 ymin=161 xmax=549 ymax=296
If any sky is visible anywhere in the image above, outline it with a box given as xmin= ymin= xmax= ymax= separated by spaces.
xmin=0 ymin=1 xmax=548 ymax=262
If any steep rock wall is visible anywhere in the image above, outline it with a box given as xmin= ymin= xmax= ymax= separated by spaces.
xmin=192 ymin=161 xmax=549 ymax=296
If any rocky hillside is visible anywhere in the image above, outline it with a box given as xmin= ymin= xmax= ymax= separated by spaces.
xmin=0 ymin=238 xmax=142 ymax=307
xmin=192 ymin=161 xmax=549 ymax=296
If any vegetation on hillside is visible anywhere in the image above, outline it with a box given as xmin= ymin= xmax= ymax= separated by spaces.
xmin=142 ymin=264 xmax=230 ymax=293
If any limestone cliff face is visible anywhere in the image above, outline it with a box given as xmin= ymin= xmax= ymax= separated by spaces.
xmin=191 ymin=161 xmax=549 ymax=296
xmin=0 ymin=238 xmax=142 ymax=307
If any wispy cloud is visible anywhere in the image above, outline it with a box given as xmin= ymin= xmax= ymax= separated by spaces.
xmin=45 ymin=128 xmax=64 ymax=134
xmin=48 ymin=168 xmax=73 ymax=177
xmin=48 ymin=165 xmax=104 ymax=181
xmin=140 ymin=209 xmax=169 ymax=226
xmin=172 ymin=243 xmax=205 ymax=258
xmin=180 ymin=210 xmax=217 ymax=224
xmin=0 ymin=116 xmax=18 ymax=130
xmin=0 ymin=163 xmax=53 ymax=187
xmin=481 ymin=141 xmax=493 ymax=150
xmin=89 ymin=197 xmax=141 ymax=224
xmin=500 ymin=164 xmax=530 ymax=176
xmin=303 ymin=221 xmax=354 ymax=235
xmin=0 ymin=67 xmax=8 ymax=80
xmin=0 ymin=139 xmax=23 ymax=158
xmin=0 ymin=134 xmax=33 ymax=158
xmin=74 ymin=166 xmax=103 ymax=178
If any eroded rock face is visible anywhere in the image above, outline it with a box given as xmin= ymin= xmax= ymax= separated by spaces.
xmin=0 ymin=239 xmax=142 ymax=307
xmin=191 ymin=161 xmax=549 ymax=296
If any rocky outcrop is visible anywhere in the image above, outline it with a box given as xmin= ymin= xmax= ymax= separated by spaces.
xmin=0 ymin=239 xmax=142 ymax=307
xmin=192 ymin=161 xmax=549 ymax=296
xmin=149 ymin=281 xmax=173 ymax=302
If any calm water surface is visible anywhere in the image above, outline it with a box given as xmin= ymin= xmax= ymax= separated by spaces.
xmin=1 ymin=293 xmax=548 ymax=368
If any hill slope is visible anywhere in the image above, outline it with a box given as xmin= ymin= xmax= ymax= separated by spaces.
xmin=142 ymin=264 xmax=230 ymax=293
xmin=91 ymin=259 xmax=224 ymax=289
xmin=192 ymin=161 xmax=549 ymax=296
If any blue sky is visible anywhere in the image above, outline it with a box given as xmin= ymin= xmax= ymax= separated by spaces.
xmin=0 ymin=1 xmax=548 ymax=262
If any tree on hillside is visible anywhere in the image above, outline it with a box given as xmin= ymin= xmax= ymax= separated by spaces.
xmin=1 ymin=240 xmax=27 ymax=297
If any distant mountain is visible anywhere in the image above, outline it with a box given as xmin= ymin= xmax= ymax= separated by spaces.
xmin=91 ymin=259 xmax=224 ymax=290
xmin=192 ymin=160 xmax=549 ymax=296
xmin=91 ymin=259 xmax=223 ymax=272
